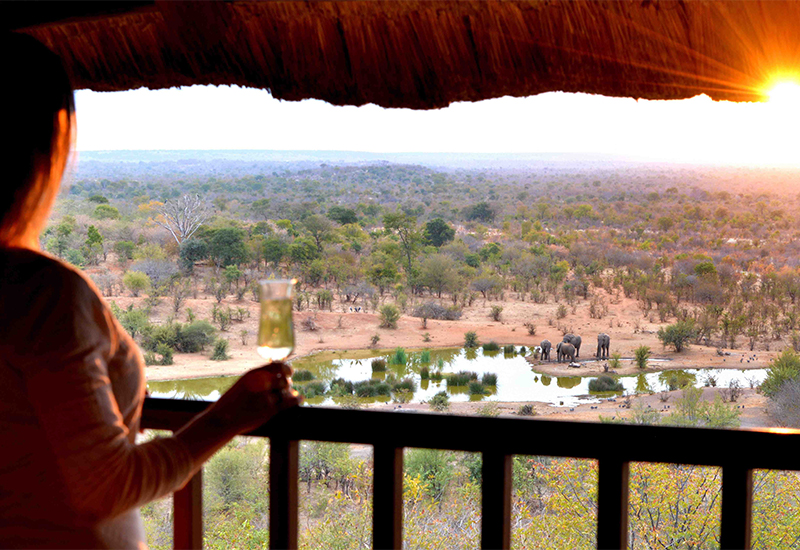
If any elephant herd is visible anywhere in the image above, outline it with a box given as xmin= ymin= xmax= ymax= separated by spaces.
xmin=539 ymin=333 xmax=611 ymax=363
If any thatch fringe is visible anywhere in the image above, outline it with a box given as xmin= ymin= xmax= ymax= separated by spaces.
xmin=8 ymin=1 xmax=800 ymax=108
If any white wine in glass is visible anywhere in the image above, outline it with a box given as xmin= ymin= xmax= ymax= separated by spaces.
xmin=257 ymin=279 xmax=296 ymax=362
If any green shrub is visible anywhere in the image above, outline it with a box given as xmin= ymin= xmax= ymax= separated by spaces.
xmin=609 ymin=352 xmax=622 ymax=370
xmin=517 ymin=404 xmax=536 ymax=416
xmin=329 ymin=378 xmax=354 ymax=396
xmin=142 ymin=323 xmax=179 ymax=352
xmin=519 ymin=346 xmax=527 ymax=355
xmin=211 ymin=339 xmax=230 ymax=361
xmin=142 ymin=320 xmax=216 ymax=353
xmin=123 ymin=270 xmax=150 ymax=297
xmin=657 ymin=320 xmax=697 ymax=352
xmin=298 ymin=381 xmax=326 ymax=398
xmin=482 ymin=373 xmax=498 ymax=386
xmin=482 ymin=341 xmax=500 ymax=352
xmin=354 ymin=379 xmax=392 ymax=397
xmin=634 ymin=345 xmax=651 ymax=369
xmin=293 ymin=369 xmax=315 ymax=382
xmin=477 ymin=402 xmax=501 ymax=417
xmin=430 ymin=371 xmax=444 ymax=382
xmin=468 ymin=381 xmax=487 ymax=395
xmin=503 ymin=344 xmax=515 ymax=354
xmin=392 ymin=377 xmax=417 ymax=393
xmin=419 ymin=350 xmax=431 ymax=363
xmin=490 ymin=305 xmax=503 ymax=322
xmin=178 ymin=320 xmax=216 ymax=352
xmin=429 ymin=391 xmax=450 ymax=412
xmin=464 ymin=331 xmax=479 ymax=348
xmin=762 ymin=349 xmax=800 ymax=397
xmin=404 ymin=448 xmax=453 ymax=501
xmin=156 ymin=343 xmax=174 ymax=366
xmin=412 ymin=302 xmax=463 ymax=321
xmin=589 ymin=375 xmax=624 ymax=392
xmin=143 ymin=351 xmax=158 ymax=366
xmin=389 ymin=347 xmax=407 ymax=365
xmin=371 ymin=358 xmax=387 ymax=372
xmin=446 ymin=371 xmax=478 ymax=387
xmin=420 ymin=366 xmax=430 ymax=380
xmin=379 ymin=304 xmax=401 ymax=328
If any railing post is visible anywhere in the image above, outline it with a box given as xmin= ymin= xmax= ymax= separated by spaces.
xmin=373 ymin=445 xmax=403 ymax=550
xmin=597 ymin=457 xmax=629 ymax=550
xmin=720 ymin=464 xmax=753 ymax=550
xmin=481 ymin=451 xmax=512 ymax=550
xmin=270 ymin=438 xmax=299 ymax=550
xmin=174 ymin=471 xmax=203 ymax=550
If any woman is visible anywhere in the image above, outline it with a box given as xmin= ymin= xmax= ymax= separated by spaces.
xmin=0 ymin=33 xmax=301 ymax=548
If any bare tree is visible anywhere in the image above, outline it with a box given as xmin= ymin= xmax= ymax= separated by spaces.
xmin=156 ymin=194 xmax=212 ymax=244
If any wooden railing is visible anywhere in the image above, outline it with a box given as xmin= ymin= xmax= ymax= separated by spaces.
xmin=142 ymin=397 xmax=800 ymax=550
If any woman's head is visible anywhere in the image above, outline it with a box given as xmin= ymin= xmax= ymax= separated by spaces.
xmin=1 ymin=33 xmax=75 ymax=249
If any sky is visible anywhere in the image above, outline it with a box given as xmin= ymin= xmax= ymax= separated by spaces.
xmin=74 ymin=83 xmax=800 ymax=166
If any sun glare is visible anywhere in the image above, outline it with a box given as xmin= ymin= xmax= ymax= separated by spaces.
xmin=767 ymin=81 xmax=800 ymax=104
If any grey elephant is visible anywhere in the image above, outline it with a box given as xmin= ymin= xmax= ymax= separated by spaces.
xmin=562 ymin=334 xmax=582 ymax=357
xmin=596 ymin=333 xmax=610 ymax=359
xmin=540 ymin=339 xmax=552 ymax=361
xmin=556 ymin=341 xmax=576 ymax=363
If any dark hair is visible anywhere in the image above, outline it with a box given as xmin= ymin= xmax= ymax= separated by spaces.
xmin=1 ymin=32 xmax=75 ymax=245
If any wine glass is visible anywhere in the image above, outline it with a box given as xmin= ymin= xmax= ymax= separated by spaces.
xmin=257 ymin=279 xmax=296 ymax=362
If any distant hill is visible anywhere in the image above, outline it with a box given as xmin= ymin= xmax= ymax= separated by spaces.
xmin=75 ymin=150 xmax=647 ymax=171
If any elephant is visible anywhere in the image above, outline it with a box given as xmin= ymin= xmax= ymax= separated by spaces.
xmin=556 ymin=341 xmax=576 ymax=363
xmin=596 ymin=333 xmax=610 ymax=359
xmin=562 ymin=334 xmax=582 ymax=357
xmin=540 ymin=339 xmax=552 ymax=361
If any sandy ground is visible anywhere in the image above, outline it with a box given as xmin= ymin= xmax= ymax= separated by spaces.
xmin=115 ymin=288 xmax=780 ymax=428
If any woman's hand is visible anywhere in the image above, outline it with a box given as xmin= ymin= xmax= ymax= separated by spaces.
xmin=175 ymin=363 xmax=303 ymax=475
xmin=210 ymin=362 xmax=303 ymax=435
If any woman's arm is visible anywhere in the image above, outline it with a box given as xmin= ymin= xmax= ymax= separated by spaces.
xmin=18 ymin=262 xmax=300 ymax=524
xmin=174 ymin=363 xmax=301 ymax=477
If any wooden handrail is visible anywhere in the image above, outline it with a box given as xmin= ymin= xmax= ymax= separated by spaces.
xmin=142 ymin=397 xmax=800 ymax=550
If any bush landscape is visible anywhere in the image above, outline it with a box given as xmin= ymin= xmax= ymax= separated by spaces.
xmin=54 ymin=151 xmax=800 ymax=547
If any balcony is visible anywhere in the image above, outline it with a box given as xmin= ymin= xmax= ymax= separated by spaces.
xmin=142 ymin=397 xmax=800 ymax=550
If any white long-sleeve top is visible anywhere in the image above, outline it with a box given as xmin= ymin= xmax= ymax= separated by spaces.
xmin=0 ymin=248 xmax=194 ymax=549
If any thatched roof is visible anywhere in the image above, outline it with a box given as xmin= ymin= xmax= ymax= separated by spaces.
xmin=7 ymin=1 xmax=800 ymax=108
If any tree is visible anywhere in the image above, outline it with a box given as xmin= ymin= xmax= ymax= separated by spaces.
xmin=328 ymin=206 xmax=358 ymax=225
xmin=82 ymin=225 xmax=104 ymax=265
xmin=657 ymin=320 xmax=697 ymax=352
xmin=88 ymin=194 xmax=109 ymax=204
xmin=383 ymin=212 xmax=421 ymax=272
xmin=761 ymin=349 xmax=800 ymax=397
xmin=263 ymin=236 xmax=288 ymax=268
xmin=179 ymin=238 xmax=208 ymax=273
xmin=424 ymin=218 xmax=455 ymax=247
xmin=419 ymin=254 xmax=459 ymax=298
xmin=209 ymin=228 xmax=247 ymax=268
xmin=465 ymin=201 xmax=495 ymax=222
xmin=114 ymin=241 xmax=135 ymax=262
xmin=93 ymin=204 xmax=120 ymax=220
xmin=46 ymin=219 xmax=74 ymax=258
xmin=303 ymin=214 xmax=334 ymax=253
xmin=156 ymin=194 xmax=212 ymax=244
xmin=123 ymin=271 xmax=151 ymax=297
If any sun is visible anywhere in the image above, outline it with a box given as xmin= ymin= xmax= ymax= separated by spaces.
xmin=767 ymin=81 xmax=800 ymax=104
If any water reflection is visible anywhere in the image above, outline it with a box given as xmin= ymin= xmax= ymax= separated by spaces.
xmin=147 ymin=348 xmax=769 ymax=408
